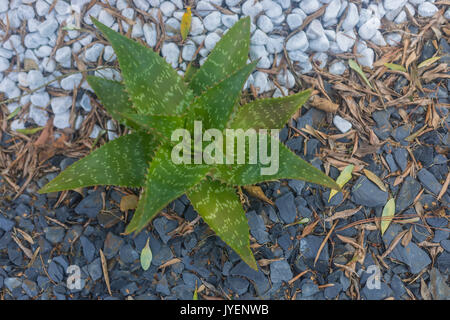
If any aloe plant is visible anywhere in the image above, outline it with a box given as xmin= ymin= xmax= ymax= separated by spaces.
xmin=39 ymin=17 xmax=339 ymax=270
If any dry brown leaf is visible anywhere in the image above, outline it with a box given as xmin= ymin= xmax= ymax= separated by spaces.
xmin=243 ymin=185 xmax=274 ymax=205
xmin=420 ymin=278 xmax=432 ymax=300
xmin=402 ymin=226 xmax=413 ymax=247
xmin=437 ymin=172 xmax=450 ymax=201
xmin=325 ymin=206 xmax=362 ymax=222
xmin=99 ymin=249 xmax=112 ymax=296
xmin=309 ymin=96 xmax=339 ymax=113
xmin=120 ymin=194 xmax=139 ymax=212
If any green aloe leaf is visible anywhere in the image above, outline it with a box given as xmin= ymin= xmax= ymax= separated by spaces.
xmin=38 ymin=133 xmax=159 ymax=193
xmin=119 ymin=112 xmax=184 ymax=140
xmin=187 ymin=178 xmax=257 ymax=270
xmin=125 ymin=144 xmax=210 ymax=234
xmin=87 ymin=76 xmax=139 ymax=129
xmin=188 ymin=17 xmax=251 ymax=95
xmin=213 ymin=134 xmax=340 ymax=190
xmin=92 ymin=18 xmax=190 ymax=116
xmin=229 ymin=90 xmax=311 ymax=130
xmin=188 ymin=61 xmax=257 ymax=131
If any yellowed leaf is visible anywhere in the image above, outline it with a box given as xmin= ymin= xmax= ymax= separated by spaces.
xmin=180 ymin=7 xmax=192 ymax=41
xmin=381 ymin=198 xmax=395 ymax=236
xmin=329 ymin=164 xmax=354 ymax=201
xmin=363 ymin=169 xmax=387 ymax=192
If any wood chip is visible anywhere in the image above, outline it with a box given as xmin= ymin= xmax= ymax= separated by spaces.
xmin=99 ymin=249 xmax=112 ymax=296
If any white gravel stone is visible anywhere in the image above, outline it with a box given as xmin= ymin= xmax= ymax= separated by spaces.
xmin=394 ymin=11 xmax=407 ymax=24
xmin=98 ymin=10 xmax=115 ymax=27
xmin=386 ymin=33 xmax=402 ymax=46
xmin=79 ymin=94 xmax=92 ymax=112
xmin=133 ymin=0 xmax=149 ymax=11
xmin=323 ymin=0 xmax=341 ymax=22
xmin=84 ymin=43 xmax=104 ymax=62
xmin=11 ymin=119 xmax=26 ymax=132
xmin=75 ymin=115 xmax=84 ymax=130
xmin=29 ymin=105 xmax=49 ymax=126
xmin=182 ymin=40 xmax=196 ymax=61
xmin=306 ymin=19 xmax=324 ymax=39
xmin=418 ymin=2 xmax=438 ymax=17
xmin=286 ymin=13 xmax=303 ymax=30
xmin=0 ymin=56 xmax=9 ymax=72
xmin=89 ymin=124 xmax=102 ymax=138
xmin=30 ymin=91 xmax=50 ymax=107
xmin=55 ymin=0 xmax=71 ymax=15
xmin=107 ymin=119 xmax=119 ymax=141
xmin=55 ymin=46 xmax=72 ymax=68
xmin=0 ymin=78 xmax=19 ymax=99
xmin=341 ymin=3 xmax=359 ymax=31
xmin=371 ymin=31 xmax=386 ymax=46
xmin=204 ymin=11 xmax=222 ymax=31
xmin=286 ymin=31 xmax=309 ymax=51
xmin=24 ymin=33 xmax=48 ymax=49
xmin=131 ymin=19 xmax=144 ymax=38
xmin=266 ymin=36 xmax=284 ymax=54
xmin=27 ymin=70 xmax=45 ymax=90
xmin=357 ymin=47 xmax=374 ymax=68
xmin=253 ymin=71 xmax=269 ymax=93
xmin=242 ymin=0 xmax=263 ymax=19
xmin=358 ymin=17 xmax=380 ymax=40
xmin=222 ymin=14 xmax=239 ymax=28
xmin=204 ymin=32 xmax=221 ymax=51
xmin=161 ymin=42 xmax=180 ymax=68
xmin=103 ymin=46 xmax=116 ymax=61
xmin=160 ymin=1 xmax=176 ymax=16
xmin=190 ymin=17 xmax=205 ymax=35
xmin=165 ymin=18 xmax=180 ymax=36
xmin=445 ymin=8 xmax=450 ymax=19
xmin=262 ymin=0 xmax=282 ymax=18
xmin=35 ymin=45 xmax=52 ymax=58
xmin=18 ymin=72 xmax=28 ymax=87
xmin=54 ymin=111 xmax=71 ymax=129
xmin=17 ymin=5 xmax=35 ymax=21
xmin=143 ymin=23 xmax=157 ymax=47
xmin=39 ymin=18 xmax=59 ymax=38
xmin=384 ymin=0 xmax=407 ymax=11
xmin=333 ymin=115 xmax=352 ymax=133
xmin=0 ymin=1 xmax=8 ymax=13
xmin=312 ymin=52 xmax=328 ymax=68
xmin=61 ymin=74 xmax=83 ymax=91
xmin=51 ymin=96 xmax=72 ymax=114
xmin=226 ymin=0 xmax=241 ymax=6
xmin=257 ymin=56 xmax=272 ymax=69
xmin=277 ymin=69 xmax=296 ymax=88
xmin=41 ymin=58 xmax=56 ymax=73
xmin=329 ymin=61 xmax=346 ymax=75
xmin=257 ymin=15 xmax=274 ymax=34
xmin=251 ymin=29 xmax=269 ymax=45
xmin=0 ymin=48 xmax=13 ymax=59
xmin=300 ymin=0 xmax=320 ymax=14
xmin=250 ymin=45 xmax=268 ymax=60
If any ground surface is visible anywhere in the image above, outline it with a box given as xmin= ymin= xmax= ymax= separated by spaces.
xmin=0 ymin=0 xmax=449 ymax=300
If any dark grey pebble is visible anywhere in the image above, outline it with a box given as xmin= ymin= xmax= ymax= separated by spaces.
xmin=270 ymin=260 xmax=293 ymax=283
xmin=417 ymin=168 xmax=442 ymax=195
xmin=75 ymin=191 xmax=103 ymax=218
xmin=275 ymin=192 xmax=297 ymax=223
xmin=44 ymin=226 xmax=66 ymax=244
xmin=396 ymin=177 xmax=421 ymax=213
xmin=351 ymin=176 xmax=388 ymax=207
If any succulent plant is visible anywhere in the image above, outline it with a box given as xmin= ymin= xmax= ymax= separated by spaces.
xmin=39 ymin=17 xmax=339 ymax=270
